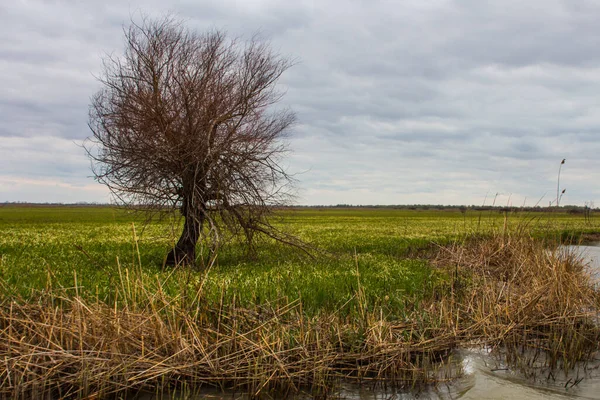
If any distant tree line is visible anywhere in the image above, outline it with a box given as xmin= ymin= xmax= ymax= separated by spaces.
xmin=2 ymin=202 xmax=597 ymax=215
xmin=291 ymin=204 xmax=599 ymax=213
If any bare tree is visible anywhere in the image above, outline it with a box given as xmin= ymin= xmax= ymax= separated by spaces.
xmin=87 ymin=16 xmax=300 ymax=267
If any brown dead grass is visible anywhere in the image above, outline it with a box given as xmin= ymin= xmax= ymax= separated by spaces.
xmin=433 ymin=231 xmax=600 ymax=374
xmin=0 ymin=287 xmax=458 ymax=399
xmin=1 ymin=230 xmax=599 ymax=399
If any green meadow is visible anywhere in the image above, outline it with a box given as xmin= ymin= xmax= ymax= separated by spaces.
xmin=0 ymin=205 xmax=596 ymax=315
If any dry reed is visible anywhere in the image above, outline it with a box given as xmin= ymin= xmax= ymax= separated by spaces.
xmin=0 ymin=278 xmax=458 ymax=399
xmin=2 ymin=228 xmax=599 ymax=398
xmin=433 ymin=230 xmax=600 ymax=377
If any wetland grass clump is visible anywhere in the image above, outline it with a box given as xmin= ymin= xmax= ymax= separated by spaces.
xmin=0 ymin=273 xmax=459 ymax=400
xmin=433 ymin=230 xmax=600 ymax=378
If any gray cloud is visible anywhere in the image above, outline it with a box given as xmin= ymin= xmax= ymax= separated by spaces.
xmin=1 ymin=0 xmax=600 ymax=205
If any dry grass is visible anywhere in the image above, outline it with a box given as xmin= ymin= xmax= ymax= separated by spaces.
xmin=0 ymin=278 xmax=458 ymax=399
xmin=433 ymin=230 xmax=600 ymax=376
xmin=2 ymin=228 xmax=600 ymax=399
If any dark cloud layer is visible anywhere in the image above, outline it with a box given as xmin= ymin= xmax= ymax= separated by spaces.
xmin=1 ymin=0 xmax=600 ymax=205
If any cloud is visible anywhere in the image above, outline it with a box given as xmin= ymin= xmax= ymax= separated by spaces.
xmin=1 ymin=0 xmax=600 ymax=205
xmin=0 ymin=175 xmax=110 ymax=204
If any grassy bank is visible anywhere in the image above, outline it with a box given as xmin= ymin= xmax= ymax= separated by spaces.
xmin=0 ymin=206 xmax=599 ymax=398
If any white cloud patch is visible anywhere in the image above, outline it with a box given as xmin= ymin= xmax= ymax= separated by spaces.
xmin=0 ymin=176 xmax=110 ymax=204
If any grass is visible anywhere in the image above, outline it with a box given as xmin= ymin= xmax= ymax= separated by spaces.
xmin=0 ymin=205 xmax=599 ymax=398
xmin=1 ymin=206 xmax=595 ymax=306
xmin=0 ymin=206 xmax=464 ymax=314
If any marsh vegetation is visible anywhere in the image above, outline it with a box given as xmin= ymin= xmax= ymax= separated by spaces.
xmin=0 ymin=206 xmax=599 ymax=399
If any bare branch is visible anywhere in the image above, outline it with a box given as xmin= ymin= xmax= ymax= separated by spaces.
xmin=86 ymin=16 xmax=302 ymax=267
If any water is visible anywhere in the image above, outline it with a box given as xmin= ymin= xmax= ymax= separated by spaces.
xmin=450 ymin=348 xmax=600 ymax=400
xmin=140 ymin=244 xmax=600 ymax=400
xmin=563 ymin=242 xmax=600 ymax=281
xmin=446 ymin=243 xmax=600 ymax=400
xmin=317 ymin=346 xmax=600 ymax=399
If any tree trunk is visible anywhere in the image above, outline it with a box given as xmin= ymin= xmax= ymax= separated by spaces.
xmin=165 ymin=211 xmax=202 ymax=267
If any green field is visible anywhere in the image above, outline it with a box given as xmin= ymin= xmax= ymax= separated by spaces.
xmin=2 ymin=205 xmax=600 ymax=398
xmin=0 ymin=205 xmax=596 ymax=315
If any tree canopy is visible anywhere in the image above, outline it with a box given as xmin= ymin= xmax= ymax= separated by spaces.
xmin=87 ymin=16 xmax=299 ymax=266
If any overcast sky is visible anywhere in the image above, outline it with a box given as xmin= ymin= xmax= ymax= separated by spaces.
xmin=2 ymin=0 xmax=600 ymax=206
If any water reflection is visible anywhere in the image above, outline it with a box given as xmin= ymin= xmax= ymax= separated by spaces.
xmin=334 ymin=348 xmax=600 ymax=399
xmin=453 ymin=348 xmax=600 ymax=400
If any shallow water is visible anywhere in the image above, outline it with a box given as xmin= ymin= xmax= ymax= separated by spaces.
xmin=451 ymin=348 xmax=600 ymax=400
xmin=564 ymin=242 xmax=600 ymax=279
xmin=447 ymin=243 xmax=600 ymax=400
xmin=300 ymin=347 xmax=600 ymax=399
xmin=140 ymin=348 xmax=600 ymax=399
xmin=140 ymin=244 xmax=600 ymax=400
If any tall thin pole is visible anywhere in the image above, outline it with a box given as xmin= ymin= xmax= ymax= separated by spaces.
xmin=557 ymin=159 xmax=565 ymax=207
